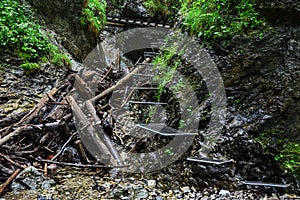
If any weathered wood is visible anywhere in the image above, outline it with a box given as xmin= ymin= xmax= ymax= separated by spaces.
xmin=67 ymin=96 xmax=119 ymax=166
xmin=85 ymin=100 xmax=124 ymax=166
xmin=21 ymin=88 xmax=58 ymax=124
xmin=0 ymin=153 xmax=27 ymax=169
xmin=0 ymin=127 xmax=26 ymax=147
xmin=0 ymin=111 xmax=29 ymax=127
xmin=74 ymin=140 xmax=90 ymax=164
xmin=88 ymin=58 xmax=151 ymax=104
xmin=0 ymin=88 xmax=58 ymax=135
xmin=0 ymin=168 xmax=21 ymax=196
xmin=73 ymin=74 xmax=94 ymax=98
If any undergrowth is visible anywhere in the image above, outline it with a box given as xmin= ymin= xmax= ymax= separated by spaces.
xmin=180 ymin=0 xmax=265 ymax=43
xmin=0 ymin=0 xmax=71 ymax=73
xmin=81 ymin=0 xmax=107 ymax=36
xmin=256 ymin=128 xmax=300 ymax=180
xmin=143 ymin=0 xmax=266 ymax=44
xmin=143 ymin=0 xmax=181 ymax=20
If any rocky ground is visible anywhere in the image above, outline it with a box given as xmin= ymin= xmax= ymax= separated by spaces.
xmin=2 ymin=167 xmax=298 ymax=200
xmin=0 ymin=0 xmax=299 ymax=199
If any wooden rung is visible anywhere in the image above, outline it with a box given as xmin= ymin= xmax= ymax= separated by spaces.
xmin=186 ymin=157 xmax=233 ymax=165
xmin=241 ymin=181 xmax=290 ymax=188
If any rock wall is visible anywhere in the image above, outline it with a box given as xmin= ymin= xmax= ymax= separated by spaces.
xmin=27 ymin=0 xmax=97 ymax=61
xmin=212 ymin=1 xmax=300 ymax=142
xmin=258 ymin=0 xmax=300 ymax=26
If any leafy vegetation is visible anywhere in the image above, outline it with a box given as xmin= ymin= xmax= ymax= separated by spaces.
xmin=51 ymin=53 xmax=71 ymax=68
xmin=180 ymin=0 xmax=265 ymax=42
xmin=275 ymin=141 xmax=300 ymax=179
xmin=143 ymin=0 xmax=181 ymax=20
xmin=143 ymin=0 xmax=265 ymax=43
xmin=0 ymin=0 xmax=71 ymax=73
xmin=256 ymin=128 xmax=300 ymax=179
xmin=20 ymin=62 xmax=40 ymax=73
xmin=153 ymin=45 xmax=182 ymax=100
xmin=0 ymin=0 xmax=50 ymax=61
xmin=81 ymin=0 xmax=107 ymax=36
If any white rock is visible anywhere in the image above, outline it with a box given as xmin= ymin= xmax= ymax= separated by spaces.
xmin=147 ymin=180 xmax=156 ymax=188
xmin=219 ymin=189 xmax=230 ymax=196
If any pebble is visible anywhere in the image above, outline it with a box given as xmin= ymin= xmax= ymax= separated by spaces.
xmin=181 ymin=186 xmax=191 ymax=194
xmin=147 ymin=180 xmax=156 ymax=188
xmin=219 ymin=189 xmax=230 ymax=196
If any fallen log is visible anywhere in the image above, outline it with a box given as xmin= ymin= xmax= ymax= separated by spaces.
xmin=67 ymin=96 xmax=119 ymax=166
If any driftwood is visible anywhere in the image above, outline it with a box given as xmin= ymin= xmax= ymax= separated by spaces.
xmin=0 ymin=52 xmax=153 ymax=197
xmin=0 ymin=87 xmax=58 ymax=146
xmin=85 ymin=100 xmax=124 ymax=166
xmin=0 ymin=168 xmax=21 ymax=196
xmin=67 ymin=96 xmax=119 ymax=166
xmin=51 ymin=132 xmax=77 ymax=161
xmin=89 ymin=57 xmax=151 ymax=104
xmin=0 ymin=153 xmax=27 ymax=169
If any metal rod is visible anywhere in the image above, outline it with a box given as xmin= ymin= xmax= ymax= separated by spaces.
xmin=131 ymin=87 xmax=158 ymax=90
xmin=187 ymin=157 xmax=233 ymax=165
xmin=241 ymin=181 xmax=290 ymax=188
xmin=137 ymin=124 xmax=197 ymax=136
xmin=128 ymin=101 xmax=166 ymax=105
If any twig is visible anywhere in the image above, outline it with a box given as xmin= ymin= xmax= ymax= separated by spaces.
xmin=99 ymin=66 xmax=112 ymax=83
xmin=47 ymin=102 xmax=69 ymax=105
xmin=35 ymin=158 xmax=128 ymax=169
xmin=51 ymin=132 xmax=77 ymax=161
xmin=117 ymin=48 xmax=121 ymax=71
xmin=88 ymin=58 xmax=151 ymax=104
xmin=0 ymin=168 xmax=21 ymax=196
xmin=0 ymin=127 xmax=26 ymax=147
xmin=0 ymin=153 xmax=27 ymax=169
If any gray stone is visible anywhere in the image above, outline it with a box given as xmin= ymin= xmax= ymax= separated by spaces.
xmin=219 ymin=189 xmax=230 ymax=197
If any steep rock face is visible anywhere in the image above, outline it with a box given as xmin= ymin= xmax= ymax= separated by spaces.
xmin=220 ymin=26 xmax=300 ymax=140
xmin=27 ymin=0 xmax=97 ymax=61
xmin=258 ymin=0 xmax=300 ymax=26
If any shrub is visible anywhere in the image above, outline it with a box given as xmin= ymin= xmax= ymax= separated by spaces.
xmin=0 ymin=0 xmax=50 ymax=61
xmin=51 ymin=53 xmax=72 ymax=68
xmin=257 ymin=128 xmax=300 ymax=179
xmin=143 ymin=0 xmax=181 ymax=20
xmin=81 ymin=0 xmax=107 ymax=36
xmin=180 ymin=0 xmax=265 ymax=42
xmin=20 ymin=62 xmax=40 ymax=74
xmin=0 ymin=0 xmax=71 ymax=69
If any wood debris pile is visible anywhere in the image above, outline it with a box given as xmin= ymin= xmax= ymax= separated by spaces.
xmin=0 ymin=55 xmax=129 ymax=195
